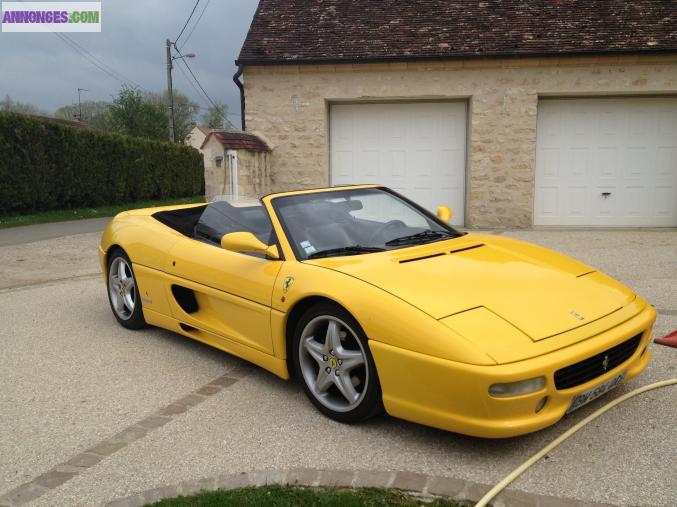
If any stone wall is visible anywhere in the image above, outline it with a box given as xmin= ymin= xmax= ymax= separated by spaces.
xmin=202 ymin=135 xmax=224 ymax=200
xmin=242 ymin=54 xmax=677 ymax=227
xmin=237 ymin=149 xmax=272 ymax=197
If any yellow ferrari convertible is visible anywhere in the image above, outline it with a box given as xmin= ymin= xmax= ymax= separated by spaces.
xmin=100 ymin=185 xmax=655 ymax=437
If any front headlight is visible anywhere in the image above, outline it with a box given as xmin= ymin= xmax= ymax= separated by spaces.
xmin=489 ymin=376 xmax=546 ymax=397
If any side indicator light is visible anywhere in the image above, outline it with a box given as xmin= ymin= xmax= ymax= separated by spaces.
xmin=535 ymin=396 xmax=548 ymax=413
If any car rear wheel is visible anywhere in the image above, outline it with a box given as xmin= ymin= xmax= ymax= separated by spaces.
xmin=107 ymin=249 xmax=146 ymax=329
xmin=292 ymin=303 xmax=383 ymax=423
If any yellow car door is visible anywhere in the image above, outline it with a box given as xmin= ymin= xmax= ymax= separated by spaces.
xmin=163 ymin=200 xmax=283 ymax=355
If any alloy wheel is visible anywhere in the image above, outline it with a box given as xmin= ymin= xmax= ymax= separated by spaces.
xmin=298 ymin=315 xmax=369 ymax=412
xmin=108 ymin=257 xmax=136 ymax=320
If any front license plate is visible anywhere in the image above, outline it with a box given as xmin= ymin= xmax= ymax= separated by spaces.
xmin=566 ymin=372 xmax=625 ymax=414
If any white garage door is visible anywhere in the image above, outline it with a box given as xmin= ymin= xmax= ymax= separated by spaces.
xmin=330 ymin=102 xmax=467 ymax=225
xmin=535 ymin=98 xmax=677 ymax=226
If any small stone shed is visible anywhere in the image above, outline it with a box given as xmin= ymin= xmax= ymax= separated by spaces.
xmin=200 ymin=131 xmax=272 ymax=200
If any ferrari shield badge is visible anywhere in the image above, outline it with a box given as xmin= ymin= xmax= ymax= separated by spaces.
xmin=282 ymin=276 xmax=295 ymax=293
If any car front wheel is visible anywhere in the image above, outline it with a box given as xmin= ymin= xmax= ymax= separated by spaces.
xmin=107 ymin=249 xmax=146 ymax=330
xmin=292 ymin=303 xmax=383 ymax=423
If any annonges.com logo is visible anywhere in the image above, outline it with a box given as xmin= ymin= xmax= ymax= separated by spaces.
xmin=4 ymin=9 xmax=98 ymax=23
xmin=2 ymin=2 xmax=101 ymax=32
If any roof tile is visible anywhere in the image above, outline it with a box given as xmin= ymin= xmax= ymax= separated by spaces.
xmin=238 ymin=0 xmax=677 ymax=65
xmin=202 ymin=131 xmax=271 ymax=152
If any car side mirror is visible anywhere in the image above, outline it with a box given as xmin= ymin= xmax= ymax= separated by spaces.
xmin=220 ymin=232 xmax=280 ymax=260
xmin=436 ymin=205 xmax=452 ymax=223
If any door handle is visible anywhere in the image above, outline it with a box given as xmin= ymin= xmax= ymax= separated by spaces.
xmin=601 ymin=192 xmax=611 ymax=198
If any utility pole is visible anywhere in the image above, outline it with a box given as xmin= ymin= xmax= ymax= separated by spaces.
xmin=165 ymin=39 xmax=175 ymax=143
xmin=77 ymin=88 xmax=88 ymax=120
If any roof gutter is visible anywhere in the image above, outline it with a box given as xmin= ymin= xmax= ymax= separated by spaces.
xmin=232 ymin=65 xmax=245 ymax=131
xmin=235 ymin=48 xmax=677 ymax=67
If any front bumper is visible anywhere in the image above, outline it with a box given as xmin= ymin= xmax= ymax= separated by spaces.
xmin=370 ymin=303 xmax=655 ymax=438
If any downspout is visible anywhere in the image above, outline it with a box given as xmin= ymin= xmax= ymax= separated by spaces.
xmin=227 ymin=149 xmax=238 ymax=197
xmin=233 ymin=66 xmax=245 ymax=131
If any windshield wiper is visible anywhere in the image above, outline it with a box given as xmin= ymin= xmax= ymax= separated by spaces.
xmin=385 ymin=229 xmax=456 ymax=246
xmin=307 ymin=245 xmax=385 ymax=259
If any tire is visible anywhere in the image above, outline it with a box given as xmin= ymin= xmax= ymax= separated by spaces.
xmin=292 ymin=302 xmax=383 ymax=423
xmin=106 ymin=248 xmax=146 ymax=330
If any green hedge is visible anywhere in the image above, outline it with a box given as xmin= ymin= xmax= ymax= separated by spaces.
xmin=0 ymin=112 xmax=204 ymax=215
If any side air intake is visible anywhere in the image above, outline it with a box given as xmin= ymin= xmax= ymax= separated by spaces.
xmin=171 ymin=285 xmax=198 ymax=314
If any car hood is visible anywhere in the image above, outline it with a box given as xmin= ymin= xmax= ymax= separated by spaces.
xmin=306 ymin=233 xmax=635 ymax=342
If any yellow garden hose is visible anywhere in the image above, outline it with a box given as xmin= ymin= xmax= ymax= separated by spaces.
xmin=475 ymin=378 xmax=677 ymax=507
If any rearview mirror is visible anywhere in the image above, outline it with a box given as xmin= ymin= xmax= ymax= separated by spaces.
xmin=436 ymin=205 xmax=452 ymax=223
xmin=220 ymin=232 xmax=280 ymax=260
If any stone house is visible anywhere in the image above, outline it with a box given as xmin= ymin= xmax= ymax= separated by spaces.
xmin=185 ymin=124 xmax=210 ymax=151
xmin=234 ymin=0 xmax=677 ymax=228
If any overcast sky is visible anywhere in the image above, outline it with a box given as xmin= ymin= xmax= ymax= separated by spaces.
xmin=0 ymin=0 xmax=259 ymax=125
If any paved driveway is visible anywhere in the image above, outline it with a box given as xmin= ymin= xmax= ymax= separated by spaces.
xmin=0 ymin=228 xmax=675 ymax=506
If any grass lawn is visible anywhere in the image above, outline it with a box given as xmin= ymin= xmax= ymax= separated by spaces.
xmin=0 ymin=195 xmax=205 ymax=229
xmin=144 ymin=486 xmax=466 ymax=507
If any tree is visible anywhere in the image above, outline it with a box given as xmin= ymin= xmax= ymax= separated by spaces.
xmin=144 ymin=90 xmax=200 ymax=143
xmin=1 ymin=94 xmax=47 ymax=116
xmin=107 ymin=86 xmax=168 ymax=140
xmin=55 ymin=100 xmax=111 ymax=131
xmin=201 ymin=102 xmax=230 ymax=130
xmin=51 ymin=87 xmax=202 ymax=142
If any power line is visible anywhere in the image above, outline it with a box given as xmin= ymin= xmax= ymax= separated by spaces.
xmin=180 ymin=0 xmax=211 ymax=50
xmin=183 ymin=65 xmax=234 ymax=126
xmin=60 ymin=33 xmax=145 ymax=90
xmin=189 ymin=103 xmax=240 ymax=118
xmin=174 ymin=0 xmax=200 ymax=45
xmin=174 ymin=51 xmax=236 ymax=128
xmin=174 ymin=60 xmax=210 ymax=110
xmin=52 ymin=32 xmax=146 ymax=91
xmin=16 ymin=0 xmax=143 ymax=90
xmin=174 ymin=46 xmax=219 ymax=111
xmin=54 ymin=33 xmax=127 ymax=86
xmin=171 ymin=48 xmax=217 ymax=122
xmin=190 ymin=103 xmax=238 ymax=116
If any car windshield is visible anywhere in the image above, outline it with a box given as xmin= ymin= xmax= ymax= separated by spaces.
xmin=272 ymin=187 xmax=463 ymax=260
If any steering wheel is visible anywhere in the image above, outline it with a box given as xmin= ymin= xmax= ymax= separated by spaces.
xmin=367 ymin=220 xmax=407 ymax=244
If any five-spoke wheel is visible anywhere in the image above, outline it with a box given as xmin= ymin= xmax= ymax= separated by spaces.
xmin=109 ymin=256 xmax=136 ymax=320
xmin=293 ymin=303 xmax=382 ymax=423
xmin=106 ymin=249 xmax=146 ymax=329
